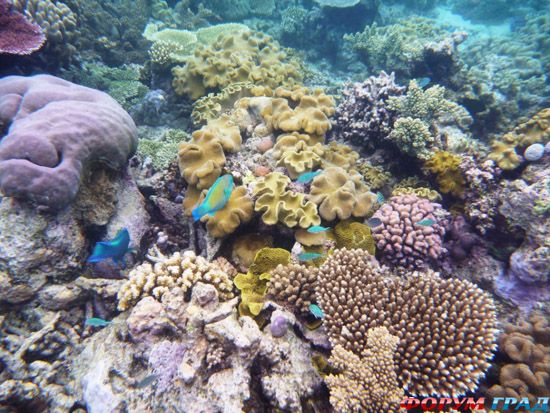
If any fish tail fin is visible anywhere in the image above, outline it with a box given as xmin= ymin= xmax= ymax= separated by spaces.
xmin=192 ymin=205 xmax=206 ymax=222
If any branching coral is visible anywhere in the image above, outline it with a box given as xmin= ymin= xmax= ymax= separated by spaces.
xmin=308 ymin=167 xmax=377 ymax=221
xmin=325 ymin=327 xmax=405 ymax=413
xmin=371 ymin=195 xmax=450 ymax=268
xmin=316 ymin=248 xmax=498 ymax=396
xmin=253 ymin=172 xmax=320 ymax=228
xmin=172 ymin=30 xmax=302 ymax=100
xmin=388 ymin=117 xmax=435 ymax=159
xmin=117 ymin=247 xmax=236 ymax=311
xmin=268 ymin=263 xmax=317 ymax=315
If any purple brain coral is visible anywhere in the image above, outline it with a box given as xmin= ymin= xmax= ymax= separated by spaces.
xmin=0 ymin=75 xmax=137 ymax=209
xmin=371 ymin=194 xmax=450 ymax=268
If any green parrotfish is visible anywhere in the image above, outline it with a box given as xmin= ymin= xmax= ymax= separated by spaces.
xmin=85 ymin=317 xmax=112 ymax=327
xmin=416 ymin=218 xmax=435 ymax=226
xmin=307 ymin=225 xmax=330 ymax=233
xmin=296 ymin=170 xmax=322 ymax=184
xmin=309 ymin=304 xmax=324 ymax=319
xmin=298 ymin=252 xmax=325 ymax=261
xmin=192 ymin=174 xmax=234 ymax=222
xmin=87 ymin=228 xmax=134 ymax=266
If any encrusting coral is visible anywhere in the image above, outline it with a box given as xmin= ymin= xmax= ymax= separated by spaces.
xmin=325 ymin=327 xmax=405 ymax=413
xmin=316 ymin=248 xmax=498 ymax=397
xmin=332 ymin=220 xmax=376 ymax=254
xmin=253 ymin=172 xmax=321 ymax=228
xmin=371 ymin=195 xmax=450 ymax=268
xmin=487 ymin=311 xmax=550 ymax=402
xmin=308 ymin=167 xmax=377 ymax=221
xmin=117 ymin=247 xmax=235 ymax=311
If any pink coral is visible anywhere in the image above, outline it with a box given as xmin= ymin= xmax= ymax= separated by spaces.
xmin=0 ymin=0 xmax=45 ymax=55
xmin=372 ymin=194 xmax=450 ymax=268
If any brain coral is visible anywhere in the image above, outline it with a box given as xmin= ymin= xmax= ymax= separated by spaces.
xmin=253 ymin=172 xmax=320 ymax=228
xmin=117 ymin=248 xmax=236 ymax=311
xmin=172 ymin=30 xmax=302 ymax=100
xmin=308 ymin=167 xmax=377 ymax=221
xmin=316 ymin=248 xmax=498 ymax=396
xmin=371 ymin=194 xmax=449 ymax=268
xmin=326 ymin=327 xmax=404 ymax=413
xmin=0 ymin=75 xmax=137 ymax=209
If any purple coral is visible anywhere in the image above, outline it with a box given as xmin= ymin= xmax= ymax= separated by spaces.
xmin=331 ymin=71 xmax=404 ymax=145
xmin=0 ymin=0 xmax=45 ymax=55
xmin=148 ymin=340 xmax=187 ymax=393
xmin=371 ymin=195 xmax=450 ymax=269
xmin=0 ymin=75 xmax=137 ymax=209
xmin=445 ymin=215 xmax=481 ymax=261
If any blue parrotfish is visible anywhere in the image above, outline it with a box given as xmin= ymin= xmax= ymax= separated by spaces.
xmin=85 ymin=317 xmax=112 ymax=327
xmin=87 ymin=228 xmax=134 ymax=266
xmin=416 ymin=218 xmax=435 ymax=226
xmin=376 ymin=191 xmax=385 ymax=203
xmin=298 ymin=252 xmax=325 ymax=261
xmin=416 ymin=77 xmax=431 ymax=88
xmin=309 ymin=304 xmax=324 ymax=319
xmin=307 ymin=225 xmax=330 ymax=233
xmin=296 ymin=170 xmax=322 ymax=184
xmin=192 ymin=174 xmax=234 ymax=222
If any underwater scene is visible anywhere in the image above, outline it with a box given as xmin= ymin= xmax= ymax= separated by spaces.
xmin=0 ymin=0 xmax=549 ymax=412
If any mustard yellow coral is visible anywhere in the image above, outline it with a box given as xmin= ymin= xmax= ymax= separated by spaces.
xmin=488 ymin=135 xmax=522 ymax=170
xmin=308 ymin=167 xmax=377 ymax=221
xmin=178 ymin=132 xmax=225 ymax=189
xmin=321 ymin=141 xmax=360 ymax=171
xmin=333 ymin=220 xmax=376 ymax=255
xmin=515 ymin=108 xmax=550 ymax=146
xmin=424 ymin=151 xmax=465 ymax=197
xmin=272 ymin=132 xmax=325 ymax=179
xmin=253 ymin=172 xmax=321 ymax=228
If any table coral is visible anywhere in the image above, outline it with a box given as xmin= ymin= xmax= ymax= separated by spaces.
xmin=117 ymin=247 xmax=235 ymax=311
xmin=325 ymin=328 xmax=405 ymax=413
xmin=172 ymin=30 xmax=302 ymax=100
xmin=308 ymin=167 xmax=377 ymax=221
xmin=487 ymin=312 xmax=550 ymax=402
xmin=371 ymin=195 xmax=450 ymax=269
xmin=0 ymin=75 xmax=137 ymax=209
xmin=316 ymin=248 xmax=498 ymax=397
xmin=253 ymin=172 xmax=321 ymax=228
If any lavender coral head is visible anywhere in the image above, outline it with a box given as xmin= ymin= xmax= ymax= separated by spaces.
xmin=0 ymin=0 xmax=45 ymax=55
xmin=371 ymin=194 xmax=450 ymax=269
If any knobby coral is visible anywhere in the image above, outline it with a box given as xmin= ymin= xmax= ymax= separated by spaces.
xmin=316 ymin=248 xmax=498 ymax=396
xmin=268 ymin=263 xmax=317 ymax=315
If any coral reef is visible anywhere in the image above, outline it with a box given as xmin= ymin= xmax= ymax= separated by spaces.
xmin=0 ymin=75 xmax=137 ymax=209
xmin=371 ymin=195 xmax=450 ymax=269
xmin=316 ymin=248 xmax=498 ymax=396
xmin=268 ymin=263 xmax=317 ymax=315
xmin=424 ymin=151 xmax=466 ymax=197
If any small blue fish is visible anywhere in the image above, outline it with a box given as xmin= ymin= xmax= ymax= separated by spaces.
xmin=416 ymin=218 xmax=435 ymax=226
xmin=367 ymin=217 xmax=382 ymax=227
xmin=296 ymin=170 xmax=322 ymax=184
xmin=85 ymin=317 xmax=112 ymax=327
xmin=192 ymin=174 xmax=234 ymax=222
xmin=87 ymin=228 xmax=133 ymax=266
xmin=309 ymin=304 xmax=324 ymax=319
xmin=376 ymin=192 xmax=385 ymax=203
xmin=135 ymin=374 xmax=158 ymax=388
xmin=416 ymin=77 xmax=431 ymax=88
xmin=307 ymin=225 xmax=329 ymax=233
xmin=298 ymin=252 xmax=325 ymax=261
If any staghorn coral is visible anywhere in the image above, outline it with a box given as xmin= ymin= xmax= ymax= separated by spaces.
xmin=371 ymin=195 xmax=450 ymax=269
xmin=325 ymin=327 xmax=405 ymax=413
xmin=117 ymin=247 xmax=235 ymax=311
xmin=388 ymin=117 xmax=435 ymax=159
xmin=487 ymin=312 xmax=550 ymax=403
xmin=333 ymin=220 xmax=376 ymax=255
xmin=424 ymin=151 xmax=466 ymax=197
xmin=308 ymin=167 xmax=377 ymax=221
xmin=316 ymin=248 xmax=498 ymax=396
xmin=172 ymin=30 xmax=302 ymax=100
xmin=331 ymin=71 xmax=405 ymax=146
xmin=268 ymin=263 xmax=317 ymax=315
xmin=253 ymin=172 xmax=321 ymax=228
xmin=271 ymin=132 xmax=325 ymax=179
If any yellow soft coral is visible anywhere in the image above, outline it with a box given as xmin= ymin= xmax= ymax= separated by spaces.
xmin=308 ymin=167 xmax=377 ymax=221
xmin=488 ymin=135 xmax=522 ymax=170
xmin=253 ymin=172 xmax=321 ymax=228
xmin=178 ymin=132 xmax=225 ymax=189
xmin=322 ymin=141 xmax=360 ymax=171
xmin=272 ymin=132 xmax=325 ymax=179
xmin=198 ymin=115 xmax=242 ymax=153
xmin=424 ymin=151 xmax=465 ymax=197
xmin=391 ymin=186 xmax=441 ymax=201
xmin=515 ymin=108 xmax=550 ymax=146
